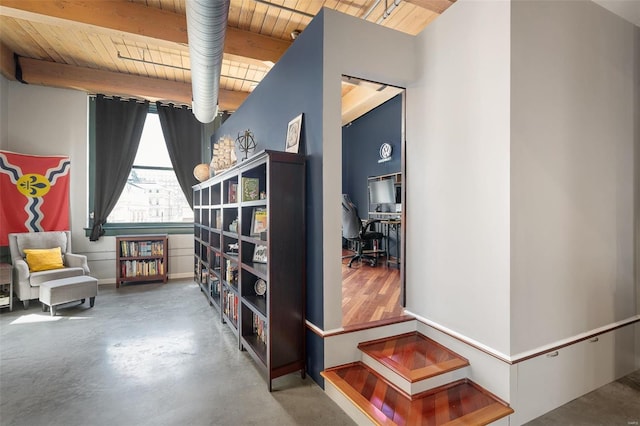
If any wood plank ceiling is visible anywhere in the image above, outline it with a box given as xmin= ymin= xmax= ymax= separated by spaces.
xmin=0 ymin=0 xmax=454 ymax=116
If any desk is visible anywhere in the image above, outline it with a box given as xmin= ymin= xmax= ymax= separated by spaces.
xmin=380 ymin=220 xmax=401 ymax=268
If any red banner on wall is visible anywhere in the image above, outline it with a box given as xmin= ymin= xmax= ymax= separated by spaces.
xmin=0 ymin=150 xmax=70 ymax=246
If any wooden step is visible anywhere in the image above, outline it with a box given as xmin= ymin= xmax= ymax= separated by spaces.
xmin=358 ymin=331 xmax=470 ymax=395
xmin=322 ymin=362 xmax=514 ymax=426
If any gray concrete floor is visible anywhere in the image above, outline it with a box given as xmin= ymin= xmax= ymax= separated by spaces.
xmin=0 ymin=280 xmax=355 ymax=426
xmin=525 ymin=369 xmax=640 ymax=426
xmin=1 ymin=279 xmax=638 ymax=426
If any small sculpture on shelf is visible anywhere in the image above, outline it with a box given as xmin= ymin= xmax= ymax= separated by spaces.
xmin=212 ymin=135 xmax=237 ymax=175
xmin=236 ymin=129 xmax=257 ymax=160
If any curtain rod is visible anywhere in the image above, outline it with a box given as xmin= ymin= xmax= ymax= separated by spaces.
xmin=89 ymin=95 xmax=192 ymax=110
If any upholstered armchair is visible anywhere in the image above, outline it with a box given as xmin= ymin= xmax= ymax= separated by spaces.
xmin=8 ymin=231 xmax=90 ymax=309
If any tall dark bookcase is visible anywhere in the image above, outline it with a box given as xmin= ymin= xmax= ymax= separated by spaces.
xmin=193 ymin=150 xmax=305 ymax=391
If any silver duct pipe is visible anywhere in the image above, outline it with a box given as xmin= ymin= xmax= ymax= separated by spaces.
xmin=376 ymin=0 xmax=402 ymax=24
xmin=362 ymin=0 xmax=383 ymax=20
xmin=186 ymin=0 xmax=230 ymax=123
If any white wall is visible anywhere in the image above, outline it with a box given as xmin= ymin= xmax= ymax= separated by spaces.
xmin=510 ymin=0 xmax=639 ymax=355
xmin=0 ymin=75 xmax=8 ymax=150
xmin=6 ymin=81 xmax=89 ymax=248
xmin=321 ymin=9 xmax=416 ymax=331
xmin=405 ymin=0 xmax=512 ymax=356
xmin=3 ymin=80 xmax=194 ymax=283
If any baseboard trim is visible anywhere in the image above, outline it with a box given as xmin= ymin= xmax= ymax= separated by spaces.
xmin=305 ymin=316 xmax=416 ymax=338
xmin=406 ymin=310 xmax=512 ymax=364
xmin=305 ymin=320 xmax=344 ymax=337
xmin=510 ymin=315 xmax=640 ymax=363
xmin=96 ymin=273 xmax=194 ymax=286
xmin=407 ymin=310 xmax=640 ymax=365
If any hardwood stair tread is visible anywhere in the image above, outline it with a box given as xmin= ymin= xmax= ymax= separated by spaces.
xmin=358 ymin=331 xmax=470 ymax=382
xmin=322 ymin=362 xmax=513 ymax=426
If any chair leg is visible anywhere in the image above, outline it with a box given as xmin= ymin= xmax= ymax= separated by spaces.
xmin=347 ymin=240 xmax=362 ymax=267
xmin=22 ymin=300 xmax=29 ymax=309
xmin=346 ymin=240 xmax=378 ymax=267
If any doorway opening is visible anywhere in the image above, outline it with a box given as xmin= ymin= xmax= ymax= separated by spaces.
xmin=340 ymin=75 xmax=406 ymax=329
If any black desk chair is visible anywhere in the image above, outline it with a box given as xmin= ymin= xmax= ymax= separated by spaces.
xmin=342 ymin=194 xmax=383 ymax=267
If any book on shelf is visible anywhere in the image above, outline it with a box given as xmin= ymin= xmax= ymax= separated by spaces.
xmin=250 ymin=207 xmax=268 ymax=237
xmin=228 ymin=183 xmax=237 ymax=203
xmin=200 ymin=267 xmax=209 ymax=284
xmin=209 ymin=275 xmax=220 ymax=295
xmin=253 ymin=313 xmax=267 ymax=344
xmin=242 ymin=177 xmax=260 ymax=201
xmin=120 ymin=240 xmax=164 ymax=257
xmin=225 ymin=259 xmax=238 ymax=285
xmin=223 ymin=290 xmax=238 ymax=322
xmin=121 ymin=259 xmax=164 ymax=278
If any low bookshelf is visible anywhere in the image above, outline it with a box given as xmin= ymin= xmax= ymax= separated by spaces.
xmin=116 ymin=234 xmax=168 ymax=287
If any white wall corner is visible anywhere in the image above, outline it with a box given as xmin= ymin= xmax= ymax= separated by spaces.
xmin=405 ymin=0 xmax=512 ymax=355
xmin=509 ymin=0 xmax=639 ymax=355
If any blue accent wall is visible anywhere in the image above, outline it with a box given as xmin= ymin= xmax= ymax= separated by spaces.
xmin=342 ymin=94 xmax=402 ymax=216
xmin=306 ymin=330 xmax=324 ymax=387
xmin=212 ymin=11 xmax=326 ymax=385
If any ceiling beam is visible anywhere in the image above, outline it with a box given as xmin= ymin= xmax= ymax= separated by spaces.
xmin=18 ymin=57 xmax=248 ymax=111
xmin=404 ymin=0 xmax=456 ymax=14
xmin=0 ymin=42 xmax=15 ymax=81
xmin=0 ymin=0 xmax=291 ymax=63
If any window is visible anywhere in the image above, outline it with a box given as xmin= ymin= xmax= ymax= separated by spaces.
xmin=107 ymin=112 xmax=193 ymax=224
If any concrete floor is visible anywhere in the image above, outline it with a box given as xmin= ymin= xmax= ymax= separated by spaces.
xmin=1 ymin=279 xmax=638 ymax=426
xmin=0 ymin=280 xmax=355 ymax=426
xmin=525 ymin=369 xmax=640 ymax=426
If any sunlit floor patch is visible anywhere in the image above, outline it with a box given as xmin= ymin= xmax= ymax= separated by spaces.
xmin=10 ymin=314 xmax=63 ymax=324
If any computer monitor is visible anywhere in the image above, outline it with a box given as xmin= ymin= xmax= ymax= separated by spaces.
xmin=369 ymin=178 xmax=395 ymax=205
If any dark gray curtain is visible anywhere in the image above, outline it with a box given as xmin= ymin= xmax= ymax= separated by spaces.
xmin=90 ymin=95 xmax=149 ymax=241
xmin=156 ymin=102 xmax=203 ymax=208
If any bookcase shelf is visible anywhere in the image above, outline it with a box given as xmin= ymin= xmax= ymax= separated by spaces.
xmin=116 ymin=234 xmax=168 ymax=288
xmin=193 ymin=150 xmax=305 ymax=391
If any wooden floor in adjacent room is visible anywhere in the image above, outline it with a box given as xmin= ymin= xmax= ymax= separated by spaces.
xmin=342 ymin=250 xmax=406 ymax=328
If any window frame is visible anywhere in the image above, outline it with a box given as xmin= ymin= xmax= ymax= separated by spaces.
xmin=86 ymin=97 xmax=193 ymax=237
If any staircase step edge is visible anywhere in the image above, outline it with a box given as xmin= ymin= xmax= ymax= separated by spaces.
xmin=358 ymin=331 xmax=470 ymax=382
xmin=361 ymin=352 xmax=469 ymax=396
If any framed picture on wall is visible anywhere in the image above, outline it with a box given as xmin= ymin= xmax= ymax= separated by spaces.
xmin=285 ymin=113 xmax=303 ymax=153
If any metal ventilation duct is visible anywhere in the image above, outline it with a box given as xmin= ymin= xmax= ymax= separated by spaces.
xmin=186 ymin=0 xmax=230 ymax=123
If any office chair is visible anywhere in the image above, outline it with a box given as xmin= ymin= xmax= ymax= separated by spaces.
xmin=342 ymin=194 xmax=383 ymax=267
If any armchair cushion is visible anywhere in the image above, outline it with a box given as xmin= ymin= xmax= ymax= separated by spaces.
xmin=29 ymin=267 xmax=86 ymax=287
xmin=15 ymin=231 xmax=68 ymax=258
xmin=23 ymin=247 xmax=65 ymax=272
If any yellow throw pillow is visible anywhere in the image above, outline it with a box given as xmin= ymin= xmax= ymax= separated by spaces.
xmin=23 ymin=247 xmax=64 ymax=272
